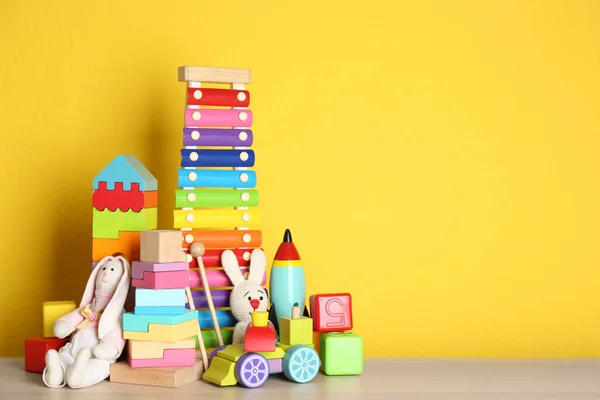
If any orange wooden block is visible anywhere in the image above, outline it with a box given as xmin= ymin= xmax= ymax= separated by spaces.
xmin=92 ymin=231 xmax=141 ymax=262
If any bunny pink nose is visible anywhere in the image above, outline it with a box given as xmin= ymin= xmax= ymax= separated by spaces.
xmin=250 ymin=299 xmax=260 ymax=310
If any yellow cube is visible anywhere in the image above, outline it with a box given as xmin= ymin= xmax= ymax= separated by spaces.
xmin=43 ymin=301 xmax=76 ymax=338
xmin=279 ymin=316 xmax=313 ymax=346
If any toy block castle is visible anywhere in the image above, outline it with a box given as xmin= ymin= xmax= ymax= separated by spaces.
xmin=92 ymin=154 xmax=158 ymax=266
xmin=175 ymin=66 xmax=265 ymax=348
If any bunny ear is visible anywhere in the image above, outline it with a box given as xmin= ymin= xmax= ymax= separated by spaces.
xmin=247 ymin=249 xmax=267 ymax=285
xmin=98 ymin=256 xmax=130 ymax=339
xmin=222 ymin=250 xmax=244 ymax=286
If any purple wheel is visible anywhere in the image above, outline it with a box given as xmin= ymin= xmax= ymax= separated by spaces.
xmin=208 ymin=345 xmax=227 ymax=365
xmin=234 ymin=353 xmax=270 ymax=388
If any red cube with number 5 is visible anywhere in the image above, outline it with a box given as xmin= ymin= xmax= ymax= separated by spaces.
xmin=309 ymin=293 xmax=353 ymax=332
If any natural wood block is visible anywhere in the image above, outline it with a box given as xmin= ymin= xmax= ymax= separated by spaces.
xmin=109 ymin=358 xmax=203 ymax=388
xmin=140 ymin=230 xmax=183 ymax=263
xmin=178 ymin=66 xmax=251 ymax=84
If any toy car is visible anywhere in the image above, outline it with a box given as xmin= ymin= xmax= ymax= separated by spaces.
xmin=203 ymin=308 xmax=320 ymax=388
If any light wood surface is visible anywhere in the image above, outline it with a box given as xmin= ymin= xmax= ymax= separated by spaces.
xmin=4 ymin=358 xmax=600 ymax=399
xmin=178 ymin=66 xmax=251 ymax=84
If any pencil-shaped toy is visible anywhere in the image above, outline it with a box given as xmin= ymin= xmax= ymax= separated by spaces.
xmin=269 ymin=229 xmax=306 ymax=332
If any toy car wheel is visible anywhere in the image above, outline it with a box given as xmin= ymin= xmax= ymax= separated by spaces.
xmin=283 ymin=345 xmax=320 ymax=383
xmin=208 ymin=345 xmax=227 ymax=365
xmin=234 ymin=353 xmax=270 ymax=388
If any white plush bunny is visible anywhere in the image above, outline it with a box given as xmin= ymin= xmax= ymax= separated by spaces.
xmin=43 ymin=255 xmax=130 ymax=389
xmin=221 ymin=249 xmax=269 ymax=344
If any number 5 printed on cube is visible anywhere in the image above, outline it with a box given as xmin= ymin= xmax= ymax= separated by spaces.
xmin=309 ymin=293 xmax=353 ymax=332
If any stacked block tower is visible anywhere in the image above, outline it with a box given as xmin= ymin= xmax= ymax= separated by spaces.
xmin=123 ymin=230 xmax=198 ymax=368
xmin=92 ymin=154 xmax=158 ymax=268
xmin=174 ymin=66 xmax=265 ymax=348
xmin=310 ymin=293 xmax=363 ymax=375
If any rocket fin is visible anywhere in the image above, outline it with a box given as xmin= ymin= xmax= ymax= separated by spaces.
xmin=268 ymin=304 xmax=279 ymax=335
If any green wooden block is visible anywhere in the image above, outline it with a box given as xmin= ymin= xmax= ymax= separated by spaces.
xmin=280 ymin=316 xmax=313 ymax=346
xmin=202 ymin=356 xmax=237 ymax=386
xmin=92 ymin=208 xmax=157 ymax=239
xmin=175 ymin=189 xmax=259 ymax=208
xmin=320 ymin=332 xmax=363 ymax=375
xmin=195 ymin=330 xmax=234 ymax=349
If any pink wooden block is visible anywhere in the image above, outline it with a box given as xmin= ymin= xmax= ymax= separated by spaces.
xmin=184 ymin=109 xmax=253 ymax=127
xmin=128 ymin=348 xmax=196 ymax=368
xmin=132 ymin=261 xmax=189 ymax=279
xmin=131 ymin=270 xmax=191 ymax=290
xmin=188 ymin=268 xmax=266 ymax=288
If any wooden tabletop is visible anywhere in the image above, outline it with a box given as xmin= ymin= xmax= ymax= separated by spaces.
xmin=3 ymin=358 xmax=600 ymax=399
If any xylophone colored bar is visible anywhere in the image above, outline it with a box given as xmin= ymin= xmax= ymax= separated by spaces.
xmin=186 ymin=87 xmax=250 ymax=107
xmin=198 ymin=310 xmax=236 ymax=329
xmin=173 ymin=209 xmax=260 ymax=229
xmin=183 ymin=248 xmax=261 ymax=268
xmin=181 ymin=149 xmax=255 ymax=168
xmin=184 ymin=109 xmax=252 ymax=128
xmin=201 ymin=329 xmax=234 ymax=348
xmin=183 ymin=128 xmax=253 ymax=147
xmin=181 ymin=229 xmax=262 ymax=250
xmin=190 ymin=289 xmax=231 ymax=309
xmin=188 ymin=269 xmax=266 ymax=288
xmin=175 ymin=189 xmax=258 ymax=208
xmin=177 ymin=169 xmax=257 ymax=188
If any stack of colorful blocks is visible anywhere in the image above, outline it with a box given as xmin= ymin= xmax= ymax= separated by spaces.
xmin=24 ymin=301 xmax=76 ymax=373
xmin=310 ymin=293 xmax=363 ymax=375
xmin=123 ymin=230 xmax=198 ymax=368
xmin=91 ymin=154 xmax=158 ymax=269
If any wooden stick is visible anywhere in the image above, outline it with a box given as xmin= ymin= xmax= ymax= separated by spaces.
xmin=185 ymin=286 xmax=208 ymax=370
xmin=190 ymin=242 xmax=224 ymax=347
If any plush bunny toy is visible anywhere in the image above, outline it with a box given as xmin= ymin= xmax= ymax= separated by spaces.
xmin=221 ymin=249 xmax=269 ymax=344
xmin=42 ymin=254 xmax=130 ymax=389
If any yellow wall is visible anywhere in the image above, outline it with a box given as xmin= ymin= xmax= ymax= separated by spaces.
xmin=1 ymin=1 xmax=600 ymax=358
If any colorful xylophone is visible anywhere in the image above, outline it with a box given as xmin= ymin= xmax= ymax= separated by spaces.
xmin=175 ymin=66 xmax=265 ymax=347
